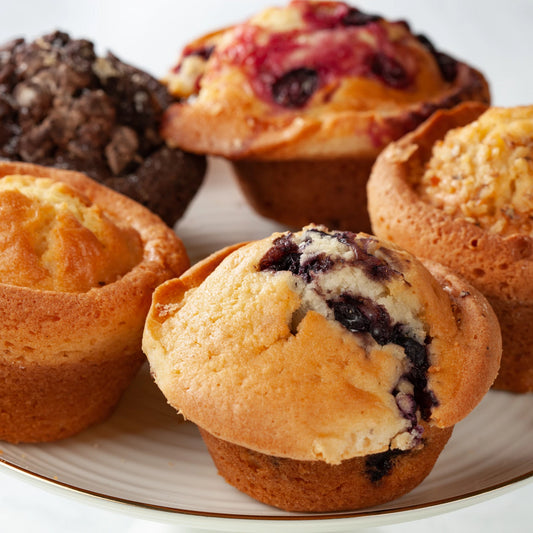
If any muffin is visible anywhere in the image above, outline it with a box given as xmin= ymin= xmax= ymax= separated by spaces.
xmin=143 ymin=226 xmax=501 ymax=511
xmin=0 ymin=31 xmax=207 ymax=227
xmin=0 ymin=161 xmax=189 ymax=443
xmin=368 ymin=102 xmax=533 ymax=393
xmin=162 ymin=0 xmax=490 ymax=232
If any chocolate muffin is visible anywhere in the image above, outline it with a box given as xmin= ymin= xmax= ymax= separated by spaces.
xmin=143 ymin=226 xmax=501 ymax=511
xmin=0 ymin=31 xmax=206 ymax=226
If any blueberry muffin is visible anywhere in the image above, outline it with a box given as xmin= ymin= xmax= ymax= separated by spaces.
xmin=0 ymin=161 xmax=189 ymax=443
xmin=0 ymin=31 xmax=207 ymax=226
xmin=368 ymin=103 xmax=533 ymax=393
xmin=143 ymin=226 xmax=500 ymax=511
xmin=162 ymin=0 xmax=490 ymax=232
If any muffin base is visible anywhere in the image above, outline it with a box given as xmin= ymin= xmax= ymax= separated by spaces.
xmin=490 ymin=298 xmax=533 ymax=392
xmin=199 ymin=425 xmax=453 ymax=512
xmin=0 ymin=353 xmax=144 ymax=443
xmin=232 ymin=158 xmax=374 ymax=233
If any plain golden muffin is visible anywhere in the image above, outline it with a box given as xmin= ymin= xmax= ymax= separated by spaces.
xmin=0 ymin=161 xmax=189 ymax=443
xmin=143 ymin=226 xmax=500 ymax=511
xmin=368 ymin=103 xmax=533 ymax=393
xmin=161 ymin=0 xmax=490 ymax=232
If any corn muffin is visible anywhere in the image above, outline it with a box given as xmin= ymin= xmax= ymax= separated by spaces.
xmin=0 ymin=161 xmax=189 ymax=443
xmin=143 ymin=225 xmax=500 ymax=511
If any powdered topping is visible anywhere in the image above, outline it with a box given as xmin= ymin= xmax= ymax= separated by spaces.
xmin=418 ymin=106 xmax=533 ymax=236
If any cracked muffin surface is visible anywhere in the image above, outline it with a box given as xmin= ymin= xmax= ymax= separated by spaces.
xmin=0 ymin=174 xmax=142 ymax=292
xmin=143 ymin=225 xmax=500 ymax=465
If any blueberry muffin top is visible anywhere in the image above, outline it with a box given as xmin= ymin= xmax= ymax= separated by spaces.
xmin=143 ymin=226 xmax=500 ymax=464
xmin=162 ymin=0 xmax=489 ymax=159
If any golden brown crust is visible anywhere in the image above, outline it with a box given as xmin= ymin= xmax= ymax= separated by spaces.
xmin=200 ymin=423 xmax=453 ymax=512
xmin=489 ymin=299 xmax=533 ymax=392
xmin=0 ymin=162 xmax=189 ymax=442
xmin=162 ymin=53 xmax=489 ymax=161
xmin=0 ymin=174 xmax=144 ymax=293
xmin=0 ymin=162 xmax=189 ymax=368
xmin=232 ymin=157 xmax=375 ymax=232
xmin=0 ymin=353 xmax=143 ymax=443
xmin=368 ymin=102 xmax=530 ymax=301
xmin=143 ymin=228 xmax=500 ymax=463
xmin=161 ymin=0 xmax=490 ymax=161
xmin=367 ymin=102 xmax=530 ymax=392
xmin=421 ymin=259 xmax=502 ymax=424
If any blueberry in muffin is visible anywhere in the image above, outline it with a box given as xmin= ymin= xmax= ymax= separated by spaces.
xmin=143 ymin=225 xmax=501 ymax=511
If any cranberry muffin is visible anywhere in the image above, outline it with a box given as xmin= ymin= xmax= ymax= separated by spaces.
xmin=143 ymin=226 xmax=500 ymax=511
xmin=162 ymin=0 xmax=490 ymax=231
xmin=0 ymin=31 xmax=206 ymax=226
xmin=368 ymin=102 xmax=533 ymax=392
xmin=0 ymin=161 xmax=189 ymax=443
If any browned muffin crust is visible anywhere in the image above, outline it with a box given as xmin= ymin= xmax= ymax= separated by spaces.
xmin=143 ymin=226 xmax=500 ymax=511
xmin=0 ymin=161 xmax=190 ymax=443
xmin=0 ymin=351 xmax=142 ymax=443
xmin=367 ymin=102 xmax=532 ymax=392
xmin=232 ymin=157 xmax=375 ymax=231
xmin=200 ymin=423 xmax=453 ymax=512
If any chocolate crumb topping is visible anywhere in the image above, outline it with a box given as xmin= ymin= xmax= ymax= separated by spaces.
xmin=0 ymin=31 xmax=206 ymax=225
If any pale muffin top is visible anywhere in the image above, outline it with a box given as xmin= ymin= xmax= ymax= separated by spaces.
xmin=419 ymin=106 xmax=533 ymax=236
xmin=0 ymin=174 xmax=143 ymax=292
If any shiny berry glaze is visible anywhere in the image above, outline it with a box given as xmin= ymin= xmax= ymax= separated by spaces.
xmin=212 ymin=1 xmax=419 ymax=108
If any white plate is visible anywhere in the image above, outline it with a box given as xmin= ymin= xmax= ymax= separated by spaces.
xmin=1 ymin=159 xmax=532 ymax=532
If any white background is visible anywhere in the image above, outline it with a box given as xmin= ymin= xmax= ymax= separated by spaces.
xmin=0 ymin=1 xmax=532 ymax=532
